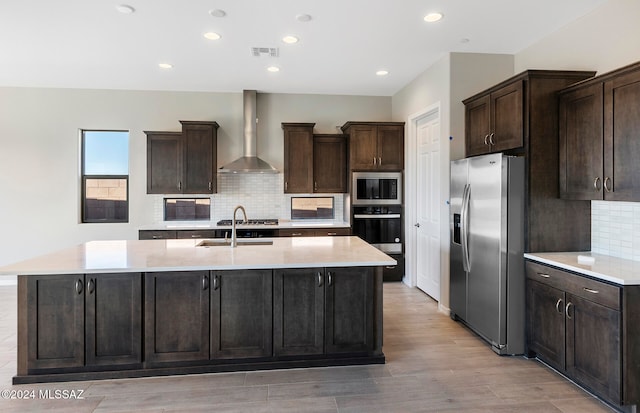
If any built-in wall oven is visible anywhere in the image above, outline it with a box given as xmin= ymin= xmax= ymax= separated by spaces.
xmin=352 ymin=205 xmax=402 ymax=254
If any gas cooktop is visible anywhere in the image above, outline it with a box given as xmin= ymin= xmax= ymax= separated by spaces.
xmin=216 ymin=219 xmax=279 ymax=226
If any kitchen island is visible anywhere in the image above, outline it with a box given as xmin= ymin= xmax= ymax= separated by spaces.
xmin=0 ymin=236 xmax=394 ymax=384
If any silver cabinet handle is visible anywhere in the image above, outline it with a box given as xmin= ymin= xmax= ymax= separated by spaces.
xmin=208 ymin=182 xmax=212 ymax=191
xmin=328 ymin=272 xmax=333 ymax=286
xmin=378 ymin=157 xmax=382 ymax=166
xmin=537 ymin=272 xmax=550 ymax=278
xmin=317 ymin=272 xmax=323 ymax=287
xmin=178 ymin=181 xmax=182 ymax=191
xmin=76 ymin=279 xmax=83 ymax=295
xmin=583 ymin=287 xmax=599 ymax=294
xmin=555 ymin=298 xmax=563 ymax=314
xmin=88 ymin=278 xmax=95 ymax=294
xmin=291 ymin=232 xmax=303 ymax=236
xmin=565 ymin=302 xmax=573 ymax=319
xmin=373 ymin=157 xmax=377 ymax=165
xmin=593 ymin=177 xmax=601 ymax=191
xmin=484 ymin=134 xmax=489 ymax=145
xmin=192 ymin=234 xmax=201 ymax=238
xmin=152 ymin=235 xmax=162 ymax=239
xmin=285 ymin=181 xmax=288 ymax=191
xmin=314 ymin=181 xmax=318 ymax=191
xmin=327 ymin=232 xmax=337 ymax=236
xmin=212 ymin=275 xmax=219 ymax=290
xmin=604 ymin=177 xmax=612 ymax=193
xmin=489 ymin=133 xmax=495 ymax=145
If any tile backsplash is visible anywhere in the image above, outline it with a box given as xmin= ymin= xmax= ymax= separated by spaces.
xmin=151 ymin=174 xmax=345 ymax=223
xmin=591 ymin=201 xmax=640 ymax=261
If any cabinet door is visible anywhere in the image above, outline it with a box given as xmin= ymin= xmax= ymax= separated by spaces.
xmin=144 ymin=271 xmax=210 ymax=363
xmin=526 ymin=279 xmax=565 ymax=372
xmin=146 ymin=132 xmax=182 ymax=194
xmin=604 ymin=69 xmax=640 ymax=201
xmin=313 ymin=135 xmax=347 ymax=192
xmin=26 ymin=274 xmax=84 ymax=370
xmin=490 ymin=80 xmax=524 ymax=152
xmin=349 ymin=125 xmax=378 ymax=170
xmin=181 ymin=122 xmax=216 ymax=194
xmin=325 ymin=267 xmax=374 ymax=354
xmin=565 ymin=293 xmax=621 ymax=404
xmin=86 ymin=273 xmax=142 ymax=366
xmin=283 ymin=124 xmax=314 ymax=193
xmin=273 ymin=268 xmax=324 ymax=356
xmin=376 ymin=125 xmax=404 ymax=171
xmin=465 ymin=94 xmax=492 ymax=157
xmin=211 ymin=270 xmax=273 ymax=359
xmin=559 ymin=83 xmax=604 ymax=200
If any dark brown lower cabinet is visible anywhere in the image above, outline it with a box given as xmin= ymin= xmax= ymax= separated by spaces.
xmin=273 ymin=268 xmax=325 ymax=356
xmin=86 ymin=273 xmax=142 ymax=367
xmin=211 ymin=270 xmax=272 ymax=359
xmin=325 ymin=267 xmax=374 ymax=354
xmin=144 ymin=271 xmax=210 ymax=364
xmin=526 ymin=260 xmax=632 ymax=407
xmin=25 ymin=274 xmax=85 ymax=371
xmin=23 ymin=273 xmax=142 ymax=372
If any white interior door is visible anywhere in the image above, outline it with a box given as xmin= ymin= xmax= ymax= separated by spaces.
xmin=415 ymin=112 xmax=441 ymax=300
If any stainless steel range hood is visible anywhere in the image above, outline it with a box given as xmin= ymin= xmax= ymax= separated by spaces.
xmin=218 ymin=90 xmax=278 ymax=174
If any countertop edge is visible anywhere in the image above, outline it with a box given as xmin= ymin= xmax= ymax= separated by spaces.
xmin=524 ymin=252 xmax=639 ymax=286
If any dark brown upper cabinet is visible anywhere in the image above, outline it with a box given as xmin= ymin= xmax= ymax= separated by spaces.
xmin=145 ymin=121 xmax=219 ymax=194
xmin=282 ymin=123 xmax=348 ymax=193
xmin=462 ymin=70 xmax=596 ymax=253
xmin=464 ymin=80 xmax=524 ymax=156
xmin=560 ymin=61 xmax=640 ymax=201
xmin=341 ymin=122 xmax=404 ymax=171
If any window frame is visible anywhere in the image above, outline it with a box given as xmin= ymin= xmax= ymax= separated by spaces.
xmin=80 ymin=130 xmax=130 ymax=224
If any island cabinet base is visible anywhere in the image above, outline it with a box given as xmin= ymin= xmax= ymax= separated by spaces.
xmin=15 ymin=266 xmax=384 ymax=384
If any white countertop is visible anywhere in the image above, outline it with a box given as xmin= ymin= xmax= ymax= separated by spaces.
xmin=0 ymin=236 xmax=394 ymax=276
xmin=139 ymin=220 xmax=351 ymax=230
xmin=524 ymin=252 xmax=640 ymax=285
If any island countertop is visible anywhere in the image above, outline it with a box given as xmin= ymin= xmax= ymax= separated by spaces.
xmin=0 ymin=236 xmax=395 ymax=276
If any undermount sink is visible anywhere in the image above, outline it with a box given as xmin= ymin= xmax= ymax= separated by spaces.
xmin=196 ymin=239 xmax=273 ymax=247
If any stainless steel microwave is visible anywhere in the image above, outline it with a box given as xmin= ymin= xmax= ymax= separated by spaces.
xmin=352 ymin=172 xmax=402 ymax=205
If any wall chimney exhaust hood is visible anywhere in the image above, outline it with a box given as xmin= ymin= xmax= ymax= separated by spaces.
xmin=218 ymin=90 xmax=278 ymax=174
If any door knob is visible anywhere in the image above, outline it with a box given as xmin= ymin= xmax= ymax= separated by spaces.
xmin=415 ymin=223 xmax=420 ymax=227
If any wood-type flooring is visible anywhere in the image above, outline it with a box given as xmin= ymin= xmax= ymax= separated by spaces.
xmin=0 ymin=282 xmax=615 ymax=412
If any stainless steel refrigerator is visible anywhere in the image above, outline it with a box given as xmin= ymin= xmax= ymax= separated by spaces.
xmin=449 ymin=153 xmax=525 ymax=355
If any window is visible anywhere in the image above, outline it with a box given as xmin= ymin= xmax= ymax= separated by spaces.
xmin=164 ymin=198 xmax=211 ymax=221
xmin=291 ymin=197 xmax=334 ymax=219
xmin=81 ymin=130 xmax=129 ymax=223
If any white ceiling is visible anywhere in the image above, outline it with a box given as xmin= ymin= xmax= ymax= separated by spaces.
xmin=0 ymin=0 xmax=607 ymax=96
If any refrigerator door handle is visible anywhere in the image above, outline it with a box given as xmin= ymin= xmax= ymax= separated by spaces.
xmin=461 ymin=183 xmax=471 ymax=272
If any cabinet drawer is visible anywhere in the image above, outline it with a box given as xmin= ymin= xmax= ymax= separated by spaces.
xmin=139 ymin=230 xmax=176 ymax=240
xmin=316 ymin=228 xmax=350 ymax=236
xmin=526 ymin=261 xmax=620 ymax=310
xmin=279 ymin=229 xmax=315 ymax=237
xmin=175 ymin=230 xmax=216 ymax=239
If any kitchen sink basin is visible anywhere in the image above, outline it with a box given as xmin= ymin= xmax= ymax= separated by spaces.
xmin=196 ymin=239 xmax=274 ymax=247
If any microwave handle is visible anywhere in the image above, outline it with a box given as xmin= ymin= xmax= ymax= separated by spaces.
xmin=353 ymin=214 xmax=401 ymax=219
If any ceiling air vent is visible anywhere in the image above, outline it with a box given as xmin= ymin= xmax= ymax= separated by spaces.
xmin=251 ymin=47 xmax=279 ymax=57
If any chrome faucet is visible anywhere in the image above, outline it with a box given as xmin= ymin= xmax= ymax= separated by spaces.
xmin=231 ymin=205 xmax=248 ymax=247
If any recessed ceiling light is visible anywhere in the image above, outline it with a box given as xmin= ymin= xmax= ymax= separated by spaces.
xmin=282 ymin=35 xmax=299 ymax=44
xmin=204 ymin=32 xmax=221 ymax=40
xmin=296 ymin=14 xmax=312 ymax=22
xmin=209 ymin=9 xmax=226 ymax=18
xmin=115 ymin=4 xmax=135 ymax=14
xmin=158 ymin=63 xmax=173 ymax=69
xmin=424 ymin=12 xmax=443 ymax=23
xmin=376 ymin=70 xmax=389 ymax=76
xmin=267 ymin=66 xmax=280 ymax=73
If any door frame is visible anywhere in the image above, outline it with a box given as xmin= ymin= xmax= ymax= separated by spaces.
xmin=405 ymin=102 xmax=450 ymax=313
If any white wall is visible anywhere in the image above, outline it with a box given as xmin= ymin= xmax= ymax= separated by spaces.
xmin=0 ymin=87 xmax=390 ymax=267
xmin=391 ymin=53 xmax=513 ymax=309
xmin=515 ymin=0 xmax=640 ymax=260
